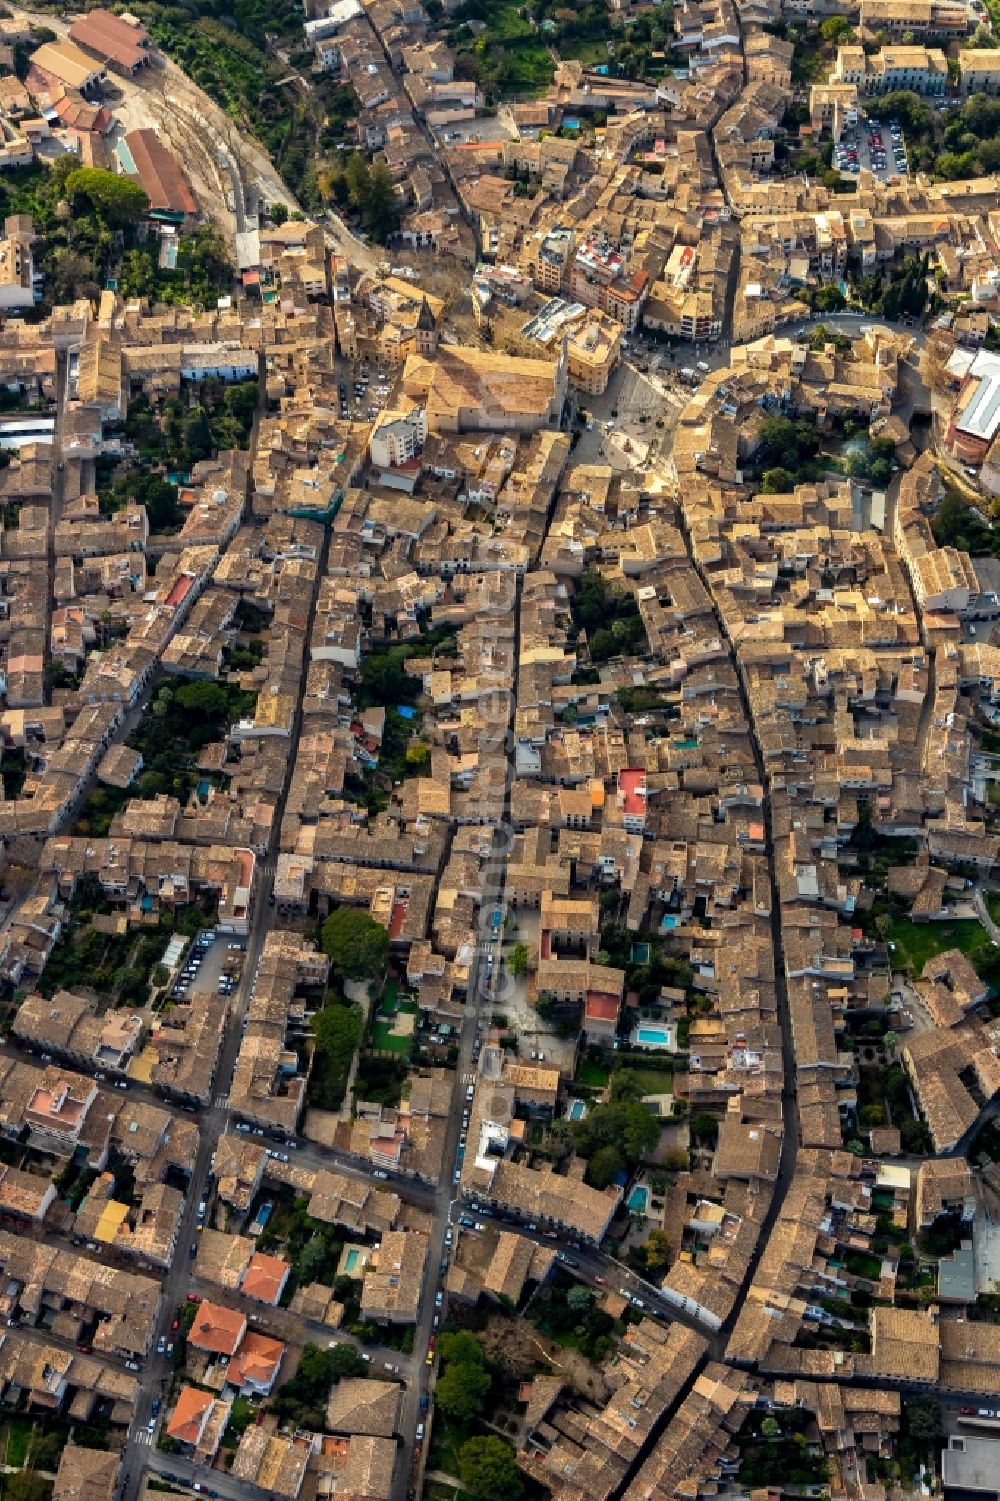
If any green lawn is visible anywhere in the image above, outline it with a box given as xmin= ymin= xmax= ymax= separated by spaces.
xmin=576 ymin=1059 xmax=610 ymax=1087
xmin=620 ymin=1065 xmax=674 ymax=1096
xmin=426 ymin=1411 xmax=471 ymax=1484
xmin=560 ymin=37 xmax=611 ymax=66
xmin=886 ymin=917 xmax=993 ymax=974
xmin=450 ymin=0 xmax=554 ymax=97
xmin=6 ymin=1417 xmax=33 ymax=1467
xmin=371 ymin=1000 xmax=417 ymax=1055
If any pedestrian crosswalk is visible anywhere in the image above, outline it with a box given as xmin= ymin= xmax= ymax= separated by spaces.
xmin=214 ymin=1093 xmax=229 ymax=1109
xmin=134 ymin=1428 xmax=153 ymax=1447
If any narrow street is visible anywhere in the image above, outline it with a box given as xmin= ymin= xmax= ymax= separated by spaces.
xmin=120 ymin=389 xmax=335 ymax=1501
xmin=403 ymin=574 xmax=522 ymax=1501
xmin=42 ymin=347 xmax=69 ymax=700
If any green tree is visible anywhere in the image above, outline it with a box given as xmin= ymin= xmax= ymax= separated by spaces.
xmin=320 ymin=908 xmax=389 ymax=981
xmin=270 ymin=201 xmax=289 ymax=224
xmin=588 ymin=627 xmax=619 ymax=662
xmin=820 ymin=15 xmax=854 ymax=40
xmin=362 ymin=160 xmax=401 ymax=243
xmin=132 ymin=473 xmax=181 ymax=531
xmin=458 ymin=1436 xmax=523 ymax=1500
xmin=587 ymin=1143 xmax=625 ymax=1188
xmin=760 ymin=1416 xmax=781 ymax=1439
xmin=270 ymin=1340 xmax=363 ymax=1420
xmin=609 ymin=1070 xmax=644 ymax=1103
xmin=118 ymin=247 xmax=156 ymax=300
xmin=4 ymin=1474 xmax=52 ymax=1501
xmin=567 ymin=1284 xmax=593 ymax=1313
xmin=575 ymin=1101 xmax=660 ymax=1165
xmin=507 ymin=942 xmax=529 ymax=977
xmin=182 ymin=403 xmax=214 ymax=464
xmin=535 ymin=991 xmax=557 ymax=1021
xmin=756 ymin=416 xmax=819 ymax=475
xmin=296 ymin=1231 xmax=340 ymax=1284
xmin=405 ymin=742 xmax=430 ymax=768
xmin=905 ymin=1395 xmax=942 ymax=1442
xmin=65 ymin=167 xmax=149 ymax=227
xmin=643 ymin=1228 xmax=672 ymax=1272
xmin=761 ymin=467 xmax=795 ymax=494
xmin=312 ymin=1002 xmax=362 ymax=1077
xmin=435 ymin=1360 xmax=491 ymax=1421
xmin=175 ymin=681 xmax=229 ymax=719
xmin=437 ymin=1330 xmax=485 ymax=1366
xmin=345 ymin=152 xmax=371 ymax=207
xmin=689 ymin=1112 xmax=719 ymax=1145
xmin=809 ymin=282 xmax=847 ymax=314
xmin=27 ymin=1431 xmax=64 ymax=1474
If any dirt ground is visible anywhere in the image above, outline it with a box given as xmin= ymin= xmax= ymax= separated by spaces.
xmin=478 ymin=1313 xmax=611 ymax=1403
xmin=21 ymin=7 xmax=373 ymax=263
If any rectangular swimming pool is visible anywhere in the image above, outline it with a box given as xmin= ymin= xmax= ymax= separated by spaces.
xmin=635 ymin=1024 xmax=673 ymax=1048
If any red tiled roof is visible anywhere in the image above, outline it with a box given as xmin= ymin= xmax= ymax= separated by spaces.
xmin=241 ymin=1251 xmax=289 ymax=1305
xmin=167 ymin=1385 xmax=214 ymax=1445
xmin=229 ymin=1332 xmax=284 ymax=1388
xmin=123 ymin=128 xmax=196 ymax=216
xmin=69 ymin=9 xmax=148 ymax=70
xmin=188 ymin=1300 xmax=245 ymax=1356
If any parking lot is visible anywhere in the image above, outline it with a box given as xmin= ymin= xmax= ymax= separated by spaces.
xmin=334 ymin=359 xmax=394 ymax=425
xmin=171 ymin=932 xmax=244 ymax=1002
xmin=835 ymin=115 xmax=908 ymax=183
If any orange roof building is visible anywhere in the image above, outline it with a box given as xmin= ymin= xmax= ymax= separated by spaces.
xmin=122 ymin=128 xmax=197 ymax=219
xmin=241 ymin=1251 xmax=290 ymax=1305
xmin=228 ymin=1332 xmax=285 ymax=1396
xmin=69 ymin=9 xmax=150 ymax=73
xmin=187 ymin=1300 xmax=246 ymax=1357
xmin=167 ymin=1386 xmax=214 ymax=1447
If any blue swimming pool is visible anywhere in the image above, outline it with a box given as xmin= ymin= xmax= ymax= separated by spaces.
xmin=636 ymin=1024 xmax=672 ymax=1048
xmin=628 ymin=1185 xmax=648 ymax=1213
